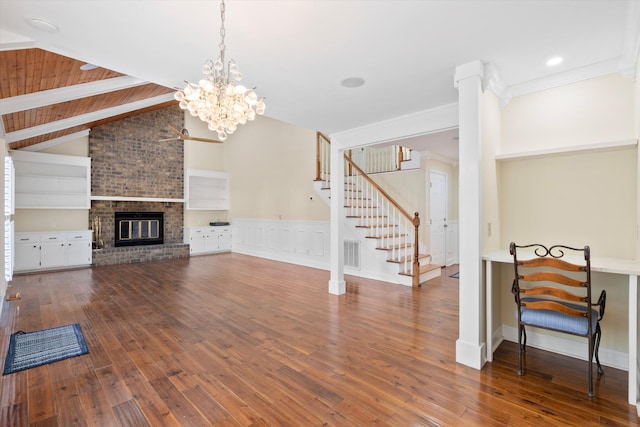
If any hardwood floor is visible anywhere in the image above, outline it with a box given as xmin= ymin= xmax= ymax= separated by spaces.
xmin=0 ymin=253 xmax=637 ymax=426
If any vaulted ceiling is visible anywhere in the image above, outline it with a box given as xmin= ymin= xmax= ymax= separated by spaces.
xmin=0 ymin=1 xmax=638 ymax=153
xmin=0 ymin=49 xmax=176 ymax=150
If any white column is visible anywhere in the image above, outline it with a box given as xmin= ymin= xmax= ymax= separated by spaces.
xmin=454 ymin=60 xmax=486 ymax=369
xmin=329 ymin=141 xmax=346 ymax=295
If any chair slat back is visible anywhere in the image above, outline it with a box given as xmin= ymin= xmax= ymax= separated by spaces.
xmin=510 ymin=242 xmax=592 ymax=320
xmin=519 ymin=271 xmax=586 ymax=288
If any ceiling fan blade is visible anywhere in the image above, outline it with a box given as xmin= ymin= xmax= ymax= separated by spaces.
xmin=187 ymin=136 xmax=223 ymax=144
xmin=167 ymin=125 xmax=184 ymax=137
xmin=165 ymin=125 xmax=222 ymax=143
xmin=158 ymin=137 xmax=180 ymax=142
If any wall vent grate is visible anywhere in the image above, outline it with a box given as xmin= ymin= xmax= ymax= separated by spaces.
xmin=344 ymin=239 xmax=360 ymax=269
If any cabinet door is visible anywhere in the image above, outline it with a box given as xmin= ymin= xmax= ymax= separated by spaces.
xmin=41 ymin=241 xmax=66 ymax=268
xmin=66 ymin=241 xmax=91 ymax=266
xmin=189 ymin=233 xmax=206 ymax=254
xmin=14 ymin=243 xmax=40 ymax=271
xmin=204 ymin=232 xmax=219 ymax=252
xmin=218 ymin=230 xmax=232 ymax=251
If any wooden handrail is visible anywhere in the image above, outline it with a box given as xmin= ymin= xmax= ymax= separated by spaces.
xmin=315 ymin=131 xmax=333 ymax=181
xmin=345 ymin=152 xmax=421 ymax=286
xmin=317 ymin=131 xmax=331 ymax=143
xmin=344 ymin=154 xmax=418 ymax=226
xmin=317 ymin=131 xmax=423 ymax=287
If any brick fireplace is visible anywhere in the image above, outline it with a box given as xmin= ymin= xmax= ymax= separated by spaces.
xmin=89 ymin=105 xmax=190 ymax=266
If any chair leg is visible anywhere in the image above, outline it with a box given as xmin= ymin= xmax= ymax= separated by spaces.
xmin=517 ymin=324 xmax=525 ymax=376
xmin=588 ymin=333 xmax=595 ymax=397
xmin=594 ymin=323 xmax=604 ymax=376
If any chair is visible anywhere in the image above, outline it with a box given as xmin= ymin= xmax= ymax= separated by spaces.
xmin=510 ymin=242 xmax=606 ymax=397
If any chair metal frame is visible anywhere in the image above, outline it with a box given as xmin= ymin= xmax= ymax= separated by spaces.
xmin=510 ymin=242 xmax=606 ymax=397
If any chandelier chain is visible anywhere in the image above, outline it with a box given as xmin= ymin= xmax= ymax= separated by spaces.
xmin=219 ymin=0 xmax=226 ymax=52
xmin=174 ymin=0 xmax=265 ymax=141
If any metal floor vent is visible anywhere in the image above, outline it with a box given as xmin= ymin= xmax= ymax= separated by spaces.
xmin=344 ymin=239 xmax=360 ymax=269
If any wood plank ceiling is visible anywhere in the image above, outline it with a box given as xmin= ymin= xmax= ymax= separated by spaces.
xmin=0 ymin=48 xmax=177 ymax=150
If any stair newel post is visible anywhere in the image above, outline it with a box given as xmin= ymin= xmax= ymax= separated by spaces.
xmin=397 ymin=145 xmax=403 ymax=171
xmin=412 ymin=212 xmax=420 ymax=287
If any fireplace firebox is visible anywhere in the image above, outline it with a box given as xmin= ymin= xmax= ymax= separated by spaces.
xmin=114 ymin=212 xmax=164 ymax=247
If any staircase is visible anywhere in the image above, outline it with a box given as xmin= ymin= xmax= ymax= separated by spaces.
xmin=314 ymin=132 xmax=441 ymax=287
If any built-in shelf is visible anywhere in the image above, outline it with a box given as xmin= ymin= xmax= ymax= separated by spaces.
xmin=90 ymin=196 xmax=185 ymax=203
xmin=12 ymin=151 xmax=90 ymax=209
xmin=495 ymin=139 xmax=638 ymax=161
xmin=185 ymin=169 xmax=229 ymax=210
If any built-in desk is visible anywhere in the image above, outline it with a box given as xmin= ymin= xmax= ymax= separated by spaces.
xmin=483 ymin=250 xmax=640 ymax=411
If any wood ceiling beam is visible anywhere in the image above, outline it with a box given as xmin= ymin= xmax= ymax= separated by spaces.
xmin=4 ymin=93 xmax=175 ymax=143
xmin=0 ymin=75 xmax=147 ymax=114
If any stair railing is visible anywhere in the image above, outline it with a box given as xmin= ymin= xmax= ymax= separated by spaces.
xmin=315 ymin=131 xmax=421 ymax=287
xmin=315 ymin=132 xmax=413 ymax=183
xmin=315 ymin=131 xmax=331 ymax=186
xmin=344 ymin=154 xmax=421 ymax=287
xmin=349 ymin=145 xmax=412 ymax=174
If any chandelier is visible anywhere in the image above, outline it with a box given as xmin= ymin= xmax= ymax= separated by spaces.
xmin=174 ymin=0 xmax=265 ymax=141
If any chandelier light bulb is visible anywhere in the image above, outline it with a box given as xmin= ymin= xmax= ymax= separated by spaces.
xmin=174 ymin=0 xmax=265 ymax=140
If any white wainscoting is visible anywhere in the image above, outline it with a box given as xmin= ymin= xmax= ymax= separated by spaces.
xmin=232 ymin=219 xmax=330 ymax=270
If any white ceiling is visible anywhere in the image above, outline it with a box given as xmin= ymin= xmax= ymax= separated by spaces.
xmin=0 ymin=0 xmax=638 ymax=157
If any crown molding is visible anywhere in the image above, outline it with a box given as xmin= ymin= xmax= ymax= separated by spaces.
xmin=509 ymin=57 xmax=634 ymax=98
xmin=482 ymin=62 xmax=511 ymax=108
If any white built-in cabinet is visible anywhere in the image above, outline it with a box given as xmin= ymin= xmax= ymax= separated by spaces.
xmin=14 ymin=231 xmax=92 ymax=272
xmin=183 ymin=226 xmax=232 ymax=255
xmin=12 ymin=151 xmax=91 ymax=209
xmin=184 ymin=169 xmax=229 ymax=210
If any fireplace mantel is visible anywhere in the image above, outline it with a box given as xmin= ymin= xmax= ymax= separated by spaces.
xmin=91 ymin=196 xmax=184 ymax=203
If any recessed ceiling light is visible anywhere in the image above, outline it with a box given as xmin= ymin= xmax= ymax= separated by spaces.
xmin=545 ymin=56 xmax=564 ymax=67
xmin=80 ymin=63 xmax=98 ymax=71
xmin=26 ymin=17 xmax=59 ymax=33
xmin=340 ymin=77 xmax=365 ymax=88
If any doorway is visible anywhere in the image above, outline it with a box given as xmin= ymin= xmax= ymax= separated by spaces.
xmin=429 ymin=170 xmax=448 ymax=266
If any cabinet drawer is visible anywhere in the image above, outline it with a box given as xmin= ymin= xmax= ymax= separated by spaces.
xmin=40 ymin=233 xmax=66 ymax=242
xmin=67 ymin=232 xmax=91 ymax=241
xmin=15 ymin=234 xmax=39 ymax=243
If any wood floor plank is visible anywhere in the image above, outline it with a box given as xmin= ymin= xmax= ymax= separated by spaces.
xmin=112 ymin=399 xmax=151 ymax=427
xmin=0 ymin=254 xmax=637 ymax=425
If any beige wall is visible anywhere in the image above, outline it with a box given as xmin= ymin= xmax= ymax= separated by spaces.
xmin=499 ymin=73 xmax=637 ymax=258
xmin=481 ymin=90 xmax=502 ymax=253
xmin=185 ymin=112 xmax=329 ymax=224
xmin=224 ymin=115 xmax=329 ymax=221
xmin=495 ymin=72 xmax=638 ymax=354
xmin=369 ymin=154 xmax=459 ymax=253
xmin=502 ymin=73 xmax=636 ymax=152
xmin=184 ymin=113 xmax=229 ymax=226
xmin=498 ymin=148 xmax=636 ymax=258
xmin=14 ymin=136 xmax=90 ymax=232
xmin=636 ymin=56 xmax=640 ymax=260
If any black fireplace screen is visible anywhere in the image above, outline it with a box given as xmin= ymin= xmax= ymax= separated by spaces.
xmin=114 ymin=212 xmax=164 ymax=247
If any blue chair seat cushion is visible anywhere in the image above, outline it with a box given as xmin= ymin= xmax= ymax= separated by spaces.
xmin=518 ymin=298 xmax=598 ymax=336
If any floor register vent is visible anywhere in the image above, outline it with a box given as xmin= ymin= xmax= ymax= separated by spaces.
xmin=344 ymin=239 xmax=361 ymax=269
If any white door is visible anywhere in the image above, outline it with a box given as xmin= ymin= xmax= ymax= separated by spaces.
xmin=429 ymin=171 xmax=448 ymax=266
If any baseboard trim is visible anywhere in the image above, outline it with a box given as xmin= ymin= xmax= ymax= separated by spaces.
xmin=500 ymin=325 xmax=628 ymax=371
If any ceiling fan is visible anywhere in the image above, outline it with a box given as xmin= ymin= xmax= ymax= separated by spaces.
xmin=159 ymin=125 xmax=223 ymax=143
